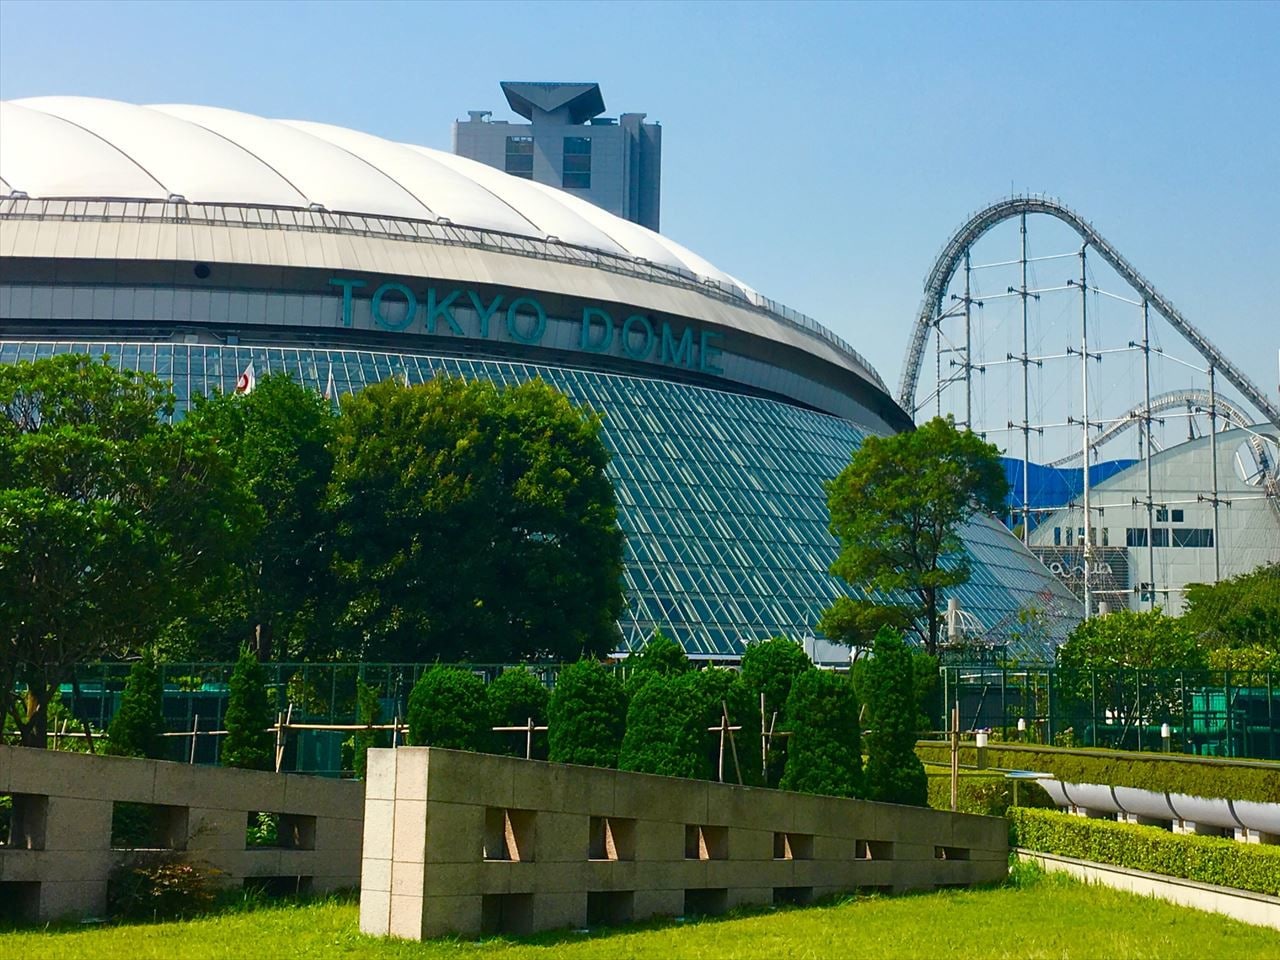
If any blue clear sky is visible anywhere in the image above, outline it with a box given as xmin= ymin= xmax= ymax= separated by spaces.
xmin=2 ymin=0 xmax=1277 ymax=414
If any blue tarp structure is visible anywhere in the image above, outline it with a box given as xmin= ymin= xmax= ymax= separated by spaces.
xmin=1001 ymin=457 xmax=1136 ymax=532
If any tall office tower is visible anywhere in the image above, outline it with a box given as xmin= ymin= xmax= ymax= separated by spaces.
xmin=453 ymin=82 xmax=662 ymax=231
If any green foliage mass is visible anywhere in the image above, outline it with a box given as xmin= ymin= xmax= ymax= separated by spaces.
xmin=740 ymin=637 xmax=813 ymax=725
xmin=486 ymin=668 xmax=551 ymax=758
xmin=328 ymin=375 xmax=625 ymax=663
xmin=350 ymin=678 xmax=387 ymax=780
xmin=1182 ymin=563 xmax=1280 ymax=650
xmin=914 ymin=741 xmax=1280 ymax=804
xmin=176 ymin=372 xmax=337 ymax=663
xmin=779 ymin=669 xmax=862 ymax=797
xmin=622 ymin=629 xmax=689 ymax=696
xmin=821 ymin=415 xmax=1008 ymax=655
xmin=923 ymin=768 xmax=1053 ymax=817
xmin=0 ymin=354 xmax=256 ymax=747
xmin=620 ymin=672 xmax=711 ymax=779
xmin=547 ymin=659 xmax=626 ymax=768
xmin=107 ymin=651 xmax=167 ymax=760
xmin=1057 ymin=608 xmax=1206 ymax=670
xmin=221 ymin=647 xmax=275 ymax=771
xmin=1010 ymin=807 xmax=1280 ymax=896
xmin=1207 ymin=644 xmax=1280 ymax=672
xmin=406 ymin=666 xmax=491 ymax=752
xmin=862 ymin=629 xmax=928 ymax=806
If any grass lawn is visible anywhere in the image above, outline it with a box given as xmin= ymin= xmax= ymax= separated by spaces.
xmin=2 ymin=869 xmax=1276 ymax=959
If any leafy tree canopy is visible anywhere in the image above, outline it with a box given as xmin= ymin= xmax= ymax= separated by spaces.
xmin=740 ymin=637 xmax=814 ymax=725
xmin=175 ymin=373 xmax=337 ymax=662
xmin=547 ymin=659 xmax=627 ymax=768
xmin=328 ymin=375 xmax=625 ymax=662
xmin=622 ymin=628 xmax=689 ymax=696
xmin=107 ymin=650 xmax=167 ymax=760
xmin=821 ymin=416 xmax=1008 ymax=655
xmin=1182 ymin=564 xmax=1280 ymax=652
xmin=1056 ymin=609 xmax=1206 ymax=671
xmin=0 ymin=354 xmax=256 ymax=747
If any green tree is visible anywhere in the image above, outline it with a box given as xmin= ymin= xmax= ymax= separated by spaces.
xmin=1182 ymin=564 xmax=1280 ymax=651
xmin=328 ymin=376 xmax=625 ymax=662
xmin=406 ymin=666 xmax=492 ymax=752
xmin=620 ymin=672 xmax=711 ymax=779
xmin=107 ymin=651 xmax=167 ymax=760
xmin=740 ymin=637 xmax=815 ymax=785
xmin=178 ymin=373 xmax=337 ymax=662
xmin=547 ymin=659 xmax=627 ymax=768
xmin=820 ymin=416 xmax=1008 ymax=655
xmin=350 ymin=678 xmax=387 ymax=780
xmin=622 ymin=628 xmax=689 ymax=696
xmin=863 ymin=628 xmax=928 ymax=806
xmin=486 ymin=668 xmax=550 ymax=758
xmin=0 ymin=354 xmax=256 ymax=747
xmin=694 ymin=666 xmax=763 ymax=786
xmin=779 ymin=669 xmax=863 ymax=798
xmin=222 ymin=647 xmax=275 ymax=770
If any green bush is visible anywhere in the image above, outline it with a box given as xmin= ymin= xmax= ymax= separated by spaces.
xmin=108 ymin=855 xmax=221 ymax=919
xmin=779 ymin=670 xmax=862 ymax=797
xmin=620 ymin=672 xmax=711 ymax=779
xmin=221 ymin=647 xmax=275 ymax=771
xmin=913 ymin=742 xmax=1280 ymax=804
xmin=107 ymin=651 xmax=167 ymax=760
xmin=406 ymin=666 xmax=491 ymax=752
xmin=695 ymin=666 xmax=763 ymax=786
xmin=487 ymin=668 xmax=550 ymax=758
xmin=622 ymin=629 xmax=690 ymax=696
xmin=1009 ymin=807 xmax=1280 ymax=896
xmin=863 ymin=628 xmax=928 ymax=806
xmin=741 ymin=636 xmax=815 ymax=785
xmin=350 ymin=678 xmax=387 ymax=779
xmin=547 ymin=659 xmax=626 ymax=768
xmin=924 ymin=770 xmax=1053 ymax=817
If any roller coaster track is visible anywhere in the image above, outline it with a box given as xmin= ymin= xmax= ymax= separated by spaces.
xmin=1043 ymin=389 xmax=1252 ymax=467
xmin=898 ymin=196 xmax=1280 ymax=433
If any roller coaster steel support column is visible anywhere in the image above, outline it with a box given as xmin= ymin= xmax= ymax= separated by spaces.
xmin=1209 ymin=364 xmax=1222 ymax=583
xmin=1142 ymin=300 xmax=1156 ymax=611
xmin=899 ymin=197 xmax=1280 ymax=435
xmin=1020 ymin=214 xmax=1031 ymax=545
xmin=1079 ymin=245 xmax=1093 ymax=619
xmin=964 ymin=250 xmax=973 ymax=430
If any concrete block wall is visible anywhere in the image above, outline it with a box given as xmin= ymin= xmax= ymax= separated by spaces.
xmin=0 ymin=745 xmax=363 ymax=921
xmin=361 ymin=748 xmax=1008 ymax=940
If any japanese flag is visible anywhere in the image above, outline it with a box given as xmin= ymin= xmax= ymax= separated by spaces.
xmin=235 ymin=362 xmax=256 ymax=395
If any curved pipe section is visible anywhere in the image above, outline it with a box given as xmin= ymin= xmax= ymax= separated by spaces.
xmin=898 ymin=196 xmax=1280 ymax=433
xmin=1044 ymin=389 xmax=1253 ymax=467
xmin=1039 ymin=778 xmax=1280 ymax=834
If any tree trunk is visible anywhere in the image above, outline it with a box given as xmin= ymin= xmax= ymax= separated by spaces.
xmin=925 ymin=588 xmax=939 ymax=657
xmin=254 ymin=620 xmax=274 ymax=662
xmin=19 ymin=686 xmax=50 ymax=748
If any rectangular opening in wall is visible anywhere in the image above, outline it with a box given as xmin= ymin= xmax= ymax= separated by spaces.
xmin=110 ymin=802 xmax=188 ymax=851
xmin=683 ymin=888 xmax=728 ymax=918
xmin=481 ymin=893 xmax=534 ymax=936
xmin=246 ymin=812 xmax=318 ymax=850
xmin=0 ymin=881 xmax=40 ymax=923
xmin=242 ymin=875 xmax=314 ymax=898
xmin=773 ymin=832 xmax=813 ymax=860
xmin=934 ymin=846 xmax=970 ymax=861
xmin=589 ymin=816 xmax=635 ymax=861
xmin=685 ymin=824 xmax=728 ymax=861
xmin=586 ymin=890 xmax=635 ymax=926
xmin=859 ymin=840 xmax=893 ymax=860
xmin=1 ymin=793 xmax=49 ymax=850
xmin=484 ymin=807 xmax=535 ymax=862
xmin=772 ymin=886 xmax=814 ymax=906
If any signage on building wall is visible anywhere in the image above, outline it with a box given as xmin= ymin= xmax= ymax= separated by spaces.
xmin=328 ymin=277 xmax=724 ymax=375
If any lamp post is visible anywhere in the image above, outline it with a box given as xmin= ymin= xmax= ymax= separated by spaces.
xmin=1161 ymin=722 xmax=1171 ymax=753
xmin=1017 ymin=716 xmax=1027 ymax=743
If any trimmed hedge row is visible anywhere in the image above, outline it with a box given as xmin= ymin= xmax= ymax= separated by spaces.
xmin=1009 ymin=807 xmax=1280 ymax=896
xmin=916 ymin=741 xmax=1280 ymax=804
xmin=923 ymin=770 xmax=1053 ymax=817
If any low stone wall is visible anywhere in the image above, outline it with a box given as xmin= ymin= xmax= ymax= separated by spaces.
xmin=360 ymin=747 xmax=1008 ymax=940
xmin=0 ymin=745 xmax=363 ymax=921
xmin=1019 ymin=849 xmax=1280 ymax=931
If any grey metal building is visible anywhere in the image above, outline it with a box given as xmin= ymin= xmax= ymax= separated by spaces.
xmin=453 ymin=82 xmax=661 ymax=231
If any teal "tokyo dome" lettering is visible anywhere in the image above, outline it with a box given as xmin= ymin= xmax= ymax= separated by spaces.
xmin=329 ymin=277 xmax=724 ymax=375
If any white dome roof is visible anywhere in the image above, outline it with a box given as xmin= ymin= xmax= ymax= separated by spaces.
xmin=0 ymin=96 xmax=757 ymax=299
